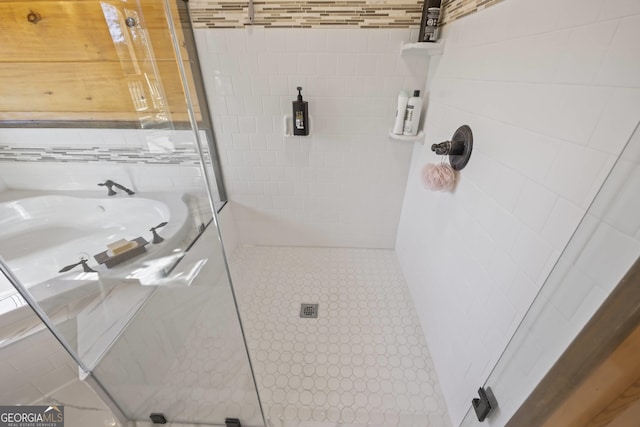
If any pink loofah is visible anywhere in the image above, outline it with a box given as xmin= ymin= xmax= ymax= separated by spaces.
xmin=421 ymin=163 xmax=456 ymax=191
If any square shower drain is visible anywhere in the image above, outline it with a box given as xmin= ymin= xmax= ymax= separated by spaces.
xmin=300 ymin=303 xmax=318 ymax=318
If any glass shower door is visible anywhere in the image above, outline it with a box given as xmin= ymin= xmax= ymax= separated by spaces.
xmin=0 ymin=0 xmax=263 ymax=425
xmin=459 ymin=121 xmax=640 ymax=426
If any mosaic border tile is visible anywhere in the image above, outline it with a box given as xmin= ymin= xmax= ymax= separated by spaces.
xmin=0 ymin=145 xmax=209 ymax=166
xmin=189 ymin=0 xmax=507 ymax=28
xmin=441 ymin=0 xmax=505 ymax=25
xmin=189 ymin=0 xmax=424 ymax=28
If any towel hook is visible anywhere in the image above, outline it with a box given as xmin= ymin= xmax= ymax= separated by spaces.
xmin=431 ymin=125 xmax=473 ymax=171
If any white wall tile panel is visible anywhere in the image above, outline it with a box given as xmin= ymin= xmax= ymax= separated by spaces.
xmin=540 ymin=197 xmax=585 ymax=251
xmin=513 ymin=180 xmax=557 ymax=233
xmin=196 ymin=28 xmax=426 ymax=248
xmin=588 ymin=88 xmax=640 ymax=155
xmin=544 ymin=143 xmax=611 ymax=207
xmin=599 ymin=0 xmax=640 ymax=21
xmin=596 ymin=15 xmax=640 ymax=87
xmin=396 ymin=0 xmax=640 ymax=424
xmin=553 ymin=20 xmax=619 ymax=85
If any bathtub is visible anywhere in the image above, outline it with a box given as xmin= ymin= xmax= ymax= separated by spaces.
xmin=0 ymin=193 xmax=192 ymax=302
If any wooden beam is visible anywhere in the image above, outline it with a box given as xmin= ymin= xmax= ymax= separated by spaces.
xmin=0 ymin=60 xmax=198 ymax=115
xmin=0 ymin=1 xmax=188 ymax=62
xmin=0 ymin=0 xmax=198 ymax=123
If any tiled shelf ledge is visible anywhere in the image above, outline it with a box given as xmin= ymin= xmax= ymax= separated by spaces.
xmin=388 ymin=130 xmax=425 ymax=142
xmin=401 ymin=41 xmax=445 ymax=56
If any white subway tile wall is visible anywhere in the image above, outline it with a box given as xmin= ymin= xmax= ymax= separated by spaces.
xmin=195 ymin=28 xmax=428 ymax=248
xmin=396 ymin=0 xmax=640 ymax=424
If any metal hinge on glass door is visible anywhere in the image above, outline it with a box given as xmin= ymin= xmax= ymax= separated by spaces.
xmin=472 ymin=387 xmax=498 ymax=422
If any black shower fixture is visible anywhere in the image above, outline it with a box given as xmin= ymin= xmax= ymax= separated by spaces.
xmin=431 ymin=125 xmax=473 ymax=171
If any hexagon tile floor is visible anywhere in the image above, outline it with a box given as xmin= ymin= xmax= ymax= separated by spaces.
xmin=230 ymin=246 xmax=452 ymax=427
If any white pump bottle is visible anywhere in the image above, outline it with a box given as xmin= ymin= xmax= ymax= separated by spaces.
xmin=403 ymin=90 xmax=423 ymax=136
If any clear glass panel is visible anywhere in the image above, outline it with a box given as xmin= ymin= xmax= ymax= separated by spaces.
xmin=459 ymin=121 xmax=640 ymax=426
xmin=90 ymin=228 xmax=265 ymax=424
xmin=0 ymin=0 xmax=262 ymax=424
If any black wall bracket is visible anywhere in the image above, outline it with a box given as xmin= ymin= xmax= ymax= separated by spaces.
xmin=431 ymin=124 xmax=473 ymax=171
xmin=149 ymin=414 xmax=240 ymax=426
xmin=472 ymin=387 xmax=498 ymax=422
xmin=149 ymin=413 xmax=167 ymax=424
